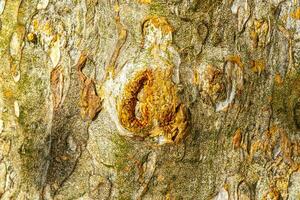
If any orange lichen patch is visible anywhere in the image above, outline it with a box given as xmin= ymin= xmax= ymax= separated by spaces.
xmin=77 ymin=54 xmax=102 ymax=121
xmin=275 ymin=177 xmax=289 ymax=197
xmin=118 ymin=68 xmax=188 ymax=143
xmin=143 ymin=16 xmax=173 ymax=34
xmin=274 ymin=73 xmax=283 ymax=85
xmin=50 ymin=65 xmax=64 ymax=109
xmin=138 ymin=0 xmax=152 ymax=3
xmin=202 ymin=64 xmax=224 ymax=96
xmin=192 ymin=67 xmax=199 ymax=85
xmin=79 ymin=78 xmax=102 ymax=121
xmin=291 ymin=8 xmax=300 ymax=20
xmin=251 ymin=59 xmax=265 ymax=74
xmin=43 ymin=21 xmax=52 ymax=35
xmin=10 ymin=63 xmax=17 ymax=73
xmin=253 ymin=19 xmax=267 ymax=30
xmin=32 ymin=19 xmax=39 ymax=31
xmin=27 ymin=33 xmax=35 ymax=42
xmin=248 ymin=140 xmax=263 ymax=161
xmin=118 ymin=69 xmax=153 ymax=134
xmin=157 ymin=175 xmax=164 ymax=182
xmin=279 ymin=131 xmax=292 ymax=161
xmin=262 ymin=126 xmax=278 ymax=157
xmin=3 ymin=89 xmax=13 ymax=99
xmin=250 ymin=19 xmax=269 ymax=48
xmin=50 ymin=34 xmax=60 ymax=45
xmin=113 ymin=3 xmax=120 ymax=12
xmin=165 ymin=192 xmax=175 ymax=200
xmin=262 ymin=187 xmax=281 ymax=200
xmin=268 ymin=126 xmax=278 ymax=136
xmin=223 ymin=183 xmax=230 ymax=192
xmin=233 ymin=128 xmax=242 ymax=149
xmin=155 ymin=104 xmax=188 ymax=143
xmin=77 ymin=54 xmax=88 ymax=82
xmin=291 ymin=141 xmax=300 ymax=158
xmin=261 ymin=126 xmax=292 ymax=162
xmin=226 ymin=55 xmax=243 ymax=68
xmin=249 ymin=126 xmax=297 ymax=169
xmin=250 ymin=30 xmax=257 ymax=42
xmin=204 ymin=65 xmax=221 ymax=80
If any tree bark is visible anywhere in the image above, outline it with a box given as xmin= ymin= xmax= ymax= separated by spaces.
xmin=0 ymin=0 xmax=300 ymax=199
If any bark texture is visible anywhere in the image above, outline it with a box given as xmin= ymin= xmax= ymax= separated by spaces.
xmin=0 ymin=0 xmax=300 ymax=199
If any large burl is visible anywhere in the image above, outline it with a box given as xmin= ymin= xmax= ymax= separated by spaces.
xmin=118 ymin=67 xmax=187 ymax=144
xmin=101 ymin=16 xmax=188 ymax=144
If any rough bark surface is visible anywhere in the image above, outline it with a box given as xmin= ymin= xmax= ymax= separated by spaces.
xmin=0 ymin=0 xmax=300 ymax=199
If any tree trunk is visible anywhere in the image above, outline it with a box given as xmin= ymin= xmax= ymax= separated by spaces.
xmin=0 ymin=0 xmax=300 ymax=199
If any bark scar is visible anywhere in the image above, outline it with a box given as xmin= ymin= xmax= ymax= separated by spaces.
xmin=105 ymin=0 xmax=128 ymax=79
xmin=77 ymin=54 xmax=102 ymax=121
xmin=118 ymin=68 xmax=188 ymax=144
xmin=50 ymin=65 xmax=64 ymax=109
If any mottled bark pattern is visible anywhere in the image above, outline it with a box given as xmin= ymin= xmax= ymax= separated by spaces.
xmin=0 ymin=0 xmax=300 ymax=199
